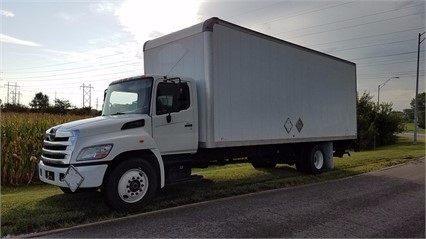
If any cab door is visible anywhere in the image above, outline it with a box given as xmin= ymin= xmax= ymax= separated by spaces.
xmin=152 ymin=80 xmax=195 ymax=154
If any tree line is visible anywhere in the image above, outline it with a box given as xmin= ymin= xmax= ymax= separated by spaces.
xmin=1 ymin=91 xmax=425 ymax=150
xmin=1 ymin=92 xmax=101 ymax=116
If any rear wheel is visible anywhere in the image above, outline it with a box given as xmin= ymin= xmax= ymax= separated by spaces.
xmin=296 ymin=144 xmax=325 ymax=174
xmin=306 ymin=144 xmax=325 ymax=174
xmin=102 ymin=158 xmax=158 ymax=212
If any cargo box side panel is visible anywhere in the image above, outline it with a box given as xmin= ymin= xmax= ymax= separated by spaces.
xmin=212 ymin=24 xmax=356 ymax=147
xmin=144 ymin=32 xmax=208 ymax=143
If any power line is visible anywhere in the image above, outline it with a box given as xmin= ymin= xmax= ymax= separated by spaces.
xmin=249 ymin=0 xmax=358 ymax=29
xmin=18 ymin=71 xmax=141 ymax=90
xmin=274 ymin=2 xmax=423 ymax=36
xmin=309 ymin=27 xmax=424 ymax=47
xmin=358 ymin=58 xmax=424 ymax=68
xmin=11 ymin=68 xmax=142 ymax=82
xmin=286 ymin=11 xmax=425 ymax=40
xmin=3 ymin=52 xmax=126 ymax=71
xmin=324 ymin=38 xmax=416 ymax=54
xmin=226 ymin=2 xmax=285 ymax=21
xmin=349 ymin=51 xmax=419 ymax=61
xmin=6 ymin=61 xmax=141 ymax=80
xmin=358 ymin=70 xmax=426 ymax=77
xmin=3 ymin=59 xmax=141 ymax=74
xmin=356 ymin=51 xmax=425 ymax=64
xmin=358 ymin=73 xmax=425 ymax=80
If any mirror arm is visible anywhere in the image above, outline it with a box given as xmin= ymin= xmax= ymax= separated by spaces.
xmin=166 ymin=112 xmax=171 ymax=123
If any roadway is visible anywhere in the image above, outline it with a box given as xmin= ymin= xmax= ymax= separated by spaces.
xmin=31 ymin=158 xmax=425 ymax=238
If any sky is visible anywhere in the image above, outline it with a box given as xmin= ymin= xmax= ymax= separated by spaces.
xmin=0 ymin=0 xmax=425 ymax=111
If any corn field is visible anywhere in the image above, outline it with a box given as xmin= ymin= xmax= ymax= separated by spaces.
xmin=1 ymin=112 xmax=89 ymax=186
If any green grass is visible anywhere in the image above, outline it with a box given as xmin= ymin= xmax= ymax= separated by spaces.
xmin=404 ymin=122 xmax=426 ymax=134
xmin=1 ymin=137 xmax=425 ymax=237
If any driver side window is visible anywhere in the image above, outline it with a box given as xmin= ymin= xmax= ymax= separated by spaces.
xmin=156 ymin=82 xmax=190 ymax=115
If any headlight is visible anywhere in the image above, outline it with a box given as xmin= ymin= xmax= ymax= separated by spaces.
xmin=77 ymin=144 xmax=113 ymax=161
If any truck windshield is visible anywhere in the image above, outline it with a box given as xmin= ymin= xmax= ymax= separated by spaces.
xmin=102 ymin=78 xmax=153 ymax=116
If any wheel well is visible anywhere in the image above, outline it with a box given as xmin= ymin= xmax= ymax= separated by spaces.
xmin=103 ymin=150 xmax=161 ymax=189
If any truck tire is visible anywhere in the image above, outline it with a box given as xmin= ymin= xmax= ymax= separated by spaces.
xmin=306 ymin=144 xmax=325 ymax=174
xmin=102 ymin=158 xmax=158 ymax=212
xmin=296 ymin=144 xmax=325 ymax=174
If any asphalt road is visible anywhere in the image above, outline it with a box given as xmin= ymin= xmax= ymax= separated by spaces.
xmin=33 ymin=158 xmax=425 ymax=238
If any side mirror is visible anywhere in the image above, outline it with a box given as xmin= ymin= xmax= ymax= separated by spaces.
xmin=103 ymin=89 xmax=107 ymax=102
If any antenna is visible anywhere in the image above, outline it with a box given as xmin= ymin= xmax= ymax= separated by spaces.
xmin=165 ymin=49 xmax=188 ymax=78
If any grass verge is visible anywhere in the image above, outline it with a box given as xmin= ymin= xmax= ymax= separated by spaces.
xmin=404 ymin=122 xmax=426 ymax=134
xmin=1 ymin=137 xmax=425 ymax=237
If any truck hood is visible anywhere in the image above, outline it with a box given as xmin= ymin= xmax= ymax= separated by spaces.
xmin=55 ymin=114 xmax=150 ymax=138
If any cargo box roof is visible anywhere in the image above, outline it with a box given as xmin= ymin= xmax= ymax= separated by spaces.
xmin=143 ymin=17 xmax=355 ymax=66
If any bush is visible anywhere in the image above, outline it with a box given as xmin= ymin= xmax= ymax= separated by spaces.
xmin=375 ymin=103 xmax=405 ymax=146
xmin=357 ymin=92 xmax=405 ymax=150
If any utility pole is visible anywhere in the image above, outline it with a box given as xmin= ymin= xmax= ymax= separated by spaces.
xmin=96 ymin=97 xmax=99 ymax=110
xmin=5 ymin=82 xmax=9 ymax=104
xmin=4 ymin=82 xmax=19 ymax=105
xmin=414 ymin=32 xmax=425 ymax=145
xmin=18 ymin=91 xmax=22 ymax=105
xmin=80 ymin=83 xmax=94 ymax=108
xmin=12 ymin=83 xmax=19 ymax=104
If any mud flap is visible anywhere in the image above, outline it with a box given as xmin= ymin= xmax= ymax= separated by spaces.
xmin=322 ymin=142 xmax=334 ymax=170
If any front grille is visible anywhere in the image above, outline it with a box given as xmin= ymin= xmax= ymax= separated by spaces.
xmin=41 ymin=128 xmax=78 ymax=164
xmin=44 ymin=145 xmax=68 ymax=151
xmin=43 ymin=153 xmax=66 ymax=160
xmin=44 ymin=136 xmax=69 ymax=142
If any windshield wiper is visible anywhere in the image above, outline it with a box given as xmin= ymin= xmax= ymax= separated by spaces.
xmin=111 ymin=112 xmax=126 ymax=115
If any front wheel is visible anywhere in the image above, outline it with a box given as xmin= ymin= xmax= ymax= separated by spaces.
xmin=102 ymin=158 xmax=158 ymax=212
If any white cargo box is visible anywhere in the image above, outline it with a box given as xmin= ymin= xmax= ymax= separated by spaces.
xmin=144 ymin=17 xmax=357 ymax=148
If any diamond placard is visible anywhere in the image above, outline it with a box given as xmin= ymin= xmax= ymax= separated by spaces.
xmin=296 ymin=118 xmax=304 ymax=133
xmin=64 ymin=166 xmax=84 ymax=192
xmin=284 ymin=118 xmax=293 ymax=134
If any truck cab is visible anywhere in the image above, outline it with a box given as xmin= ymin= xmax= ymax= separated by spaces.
xmin=39 ymin=75 xmax=197 ymax=211
xmin=103 ymin=75 xmax=198 ymax=154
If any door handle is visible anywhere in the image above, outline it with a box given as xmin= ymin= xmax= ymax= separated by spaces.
xmin=184 ymin=123 xmax=193 ymax=127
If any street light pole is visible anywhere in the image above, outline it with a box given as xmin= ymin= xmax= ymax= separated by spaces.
xmin=414 ymin=31 xmax=425 ymax=145
xmin=374 ymin=76 xmax=399 ymax=150
xmin=377 ymin=77 xmax=399 ymax=108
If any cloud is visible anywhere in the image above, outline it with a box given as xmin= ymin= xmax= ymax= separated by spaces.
xmin=90 ymin=2 xmax=116 ymax=14
xmin=56 ymin=12 xmax=85 ymax=22
xmin=114 ymin=0 xmax=201 ymax=43
xmin=0 ymin=9 xmax=14 ymax=17
xmin=0 ymin=34 xmax=41 ymax=47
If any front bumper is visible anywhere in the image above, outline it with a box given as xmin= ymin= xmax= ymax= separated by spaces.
xmin=38 ymin=161 xmax=108 ymax=189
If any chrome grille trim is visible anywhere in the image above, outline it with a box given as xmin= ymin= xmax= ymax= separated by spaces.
xmin=41 ymin=128 xmax=79 ymax=164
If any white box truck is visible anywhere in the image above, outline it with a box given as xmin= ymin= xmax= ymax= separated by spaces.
xmin=38 ymin=17 xmax=357 ymax=211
